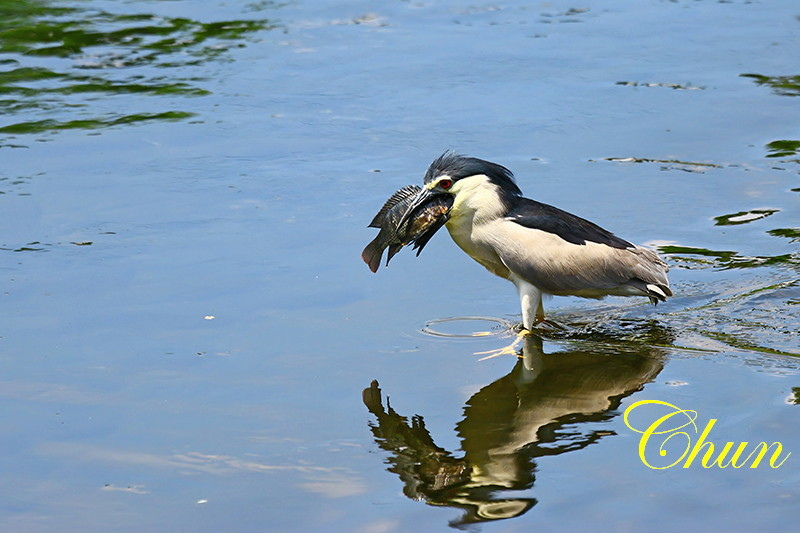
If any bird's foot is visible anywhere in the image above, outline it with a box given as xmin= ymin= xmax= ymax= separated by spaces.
xmin=475 ymin=329 xmax=532 ymax=361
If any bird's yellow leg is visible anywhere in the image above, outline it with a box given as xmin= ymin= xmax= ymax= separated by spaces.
xmin=475 ymin=328 xmax=532 ymax=360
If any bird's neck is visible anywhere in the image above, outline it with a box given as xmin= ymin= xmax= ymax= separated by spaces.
xmin=447 ymin=175 xmax=510 ymax=227
xmin=444 ymin=175 xmax=515 ymax=279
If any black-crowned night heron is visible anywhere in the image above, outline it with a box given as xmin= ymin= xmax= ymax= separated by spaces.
xmin=400 ymin=152 xmax=672 ymax=332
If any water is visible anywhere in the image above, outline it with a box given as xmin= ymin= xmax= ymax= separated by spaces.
xmin=1 ymin=0 xmax=798 ymax=531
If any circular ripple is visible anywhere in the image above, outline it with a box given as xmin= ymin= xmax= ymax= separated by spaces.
xmin=420 ymin=316 xmax=514 ymax=338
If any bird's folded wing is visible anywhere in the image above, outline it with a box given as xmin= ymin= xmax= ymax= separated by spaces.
xmin=505 ymin=198 xmax=633 ymax=250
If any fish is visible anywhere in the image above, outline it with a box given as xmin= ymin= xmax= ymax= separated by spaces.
xmin=362 ymin=185 xmax=453 ymax=273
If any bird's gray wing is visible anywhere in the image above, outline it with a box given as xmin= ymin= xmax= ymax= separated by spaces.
xmin=481 ymin=215 xmax=669 ymax=298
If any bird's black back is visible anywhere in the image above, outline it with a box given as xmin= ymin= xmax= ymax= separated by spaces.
xmin=505 ymin=197 xmax=633 ymax=250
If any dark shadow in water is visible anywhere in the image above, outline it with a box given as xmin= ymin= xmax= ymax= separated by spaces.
xmin=764 ymin=139 xmax=800 ymax=159
xmin=541 ymin=317 xmax=677 ymax=347
xmin=768 ymin=228 xmax=800 ymax=243
xmin=0 ymin=2 xmax=278 ymax=136
xmin=599 ymin=156 xmax=721 ymax=174
xmin=658 ymin=209 xmax=800 ymax=269
xmin=741 ymin=73 xmax=800 ymax=98
xmin=713 ymin=209 xmax=779 ymax=226
xmin=790 ymin=388 xmax=800 ymax=405
xmin=741 ymin=73 xmax=800 ymax=160
xmin=660 ymin=244 xmax=800 ymax=270
xmin=363 ymin=334 xmax=666 ymax=528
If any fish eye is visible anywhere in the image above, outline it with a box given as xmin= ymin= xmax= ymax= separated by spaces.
xmin=438 ymin=178 xmax=453 ymax=190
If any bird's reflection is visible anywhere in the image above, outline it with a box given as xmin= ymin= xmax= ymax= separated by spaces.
xmin=363 ymin=334 xmax=666 ymax=528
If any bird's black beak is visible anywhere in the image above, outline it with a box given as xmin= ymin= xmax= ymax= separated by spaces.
xmin=396 ymin=186 xmax=453 ymax=258
xmin=397 ymin=187 xmax=444 ymax=228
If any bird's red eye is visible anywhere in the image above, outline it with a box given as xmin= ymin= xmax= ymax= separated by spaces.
xmin=439 ymin=178 xmax=453 ymax=189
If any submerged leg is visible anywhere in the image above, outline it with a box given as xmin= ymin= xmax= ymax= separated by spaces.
xmin=475 ymin=281 xmax=558 ymax=361
xmin=474 ymin=280 xmax=540 ymax=360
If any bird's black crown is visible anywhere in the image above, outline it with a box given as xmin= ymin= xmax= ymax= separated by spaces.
xmin=424 ymin=152 xmax=522 ymax=196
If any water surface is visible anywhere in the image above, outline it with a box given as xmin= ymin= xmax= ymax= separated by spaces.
xmin=1 ymin=1 xmax=799 ymax=531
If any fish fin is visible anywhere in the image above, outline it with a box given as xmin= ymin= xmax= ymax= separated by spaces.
xmin=369 ymin=185 xmax=421 ymax=227
xmin=386 ymin=243 xmax=404 ymax=265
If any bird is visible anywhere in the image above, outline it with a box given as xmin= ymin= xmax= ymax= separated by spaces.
xmin=397 ymin=152 xmax=672 ymax=332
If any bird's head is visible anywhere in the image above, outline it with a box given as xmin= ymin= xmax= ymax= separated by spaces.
xmin=398 ymin=152 xmax=521 ymax=230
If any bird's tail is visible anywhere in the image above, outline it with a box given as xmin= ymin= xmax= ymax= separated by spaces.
xmin=645 ymin=283 xmax=672 ymax=305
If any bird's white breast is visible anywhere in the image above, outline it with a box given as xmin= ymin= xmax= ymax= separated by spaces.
xmin=445 ymin=175 xmax=512 ymax=279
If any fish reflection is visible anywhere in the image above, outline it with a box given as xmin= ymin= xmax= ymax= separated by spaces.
xmin=363 ymin=335 xmax=665 ymax=527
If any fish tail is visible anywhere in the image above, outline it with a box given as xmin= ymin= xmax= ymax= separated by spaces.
xmin=361 ymin=238 xmax=386 ymax=273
